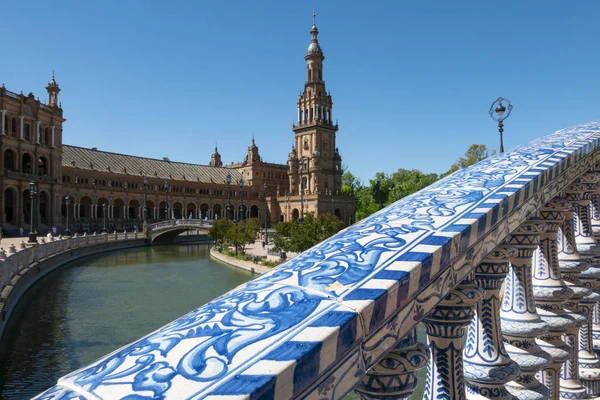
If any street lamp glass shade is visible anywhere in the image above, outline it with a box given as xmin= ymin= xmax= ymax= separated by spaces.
xmin=495 ymin=103 xmax=506 ymax=117
xmin=143 ymin=176 xmax=148 ymax=184
xmin=226 ymin=173 xmax=232 ymax=184
xmin=164 ymin=180 xmax=168 ymax=189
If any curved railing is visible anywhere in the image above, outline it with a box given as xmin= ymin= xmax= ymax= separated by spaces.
xmin=35 ymin=122 xmax=600 ymax=399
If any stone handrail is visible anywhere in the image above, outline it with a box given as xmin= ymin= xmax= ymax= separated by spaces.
xmin=147 ymin=219 xmax=213 ymax=231
xmin=34 ymin=122 xmax=600 ymax=399
xmin=0 ymin=232 xmax=144 ymax=294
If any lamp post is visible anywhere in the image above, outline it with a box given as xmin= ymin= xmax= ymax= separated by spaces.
xmin=287 ymin=192 xmax=290 ymax=222
xmin=226 ymin=172 xmax=232 ymax=219
xmin=239 ymin=178 xmax=245 ymax=221
xmin=263 ymin=182 xmax=268 ymax=245
xmin=102 ymin=202 xmax=107 ymax=233
xmin=489 ymin=97 xmax=513 ymax=153
xmin=64 ymin=195 xmax=71 ymax=236
xmin=28 ymin=181 xmax=38 ymax=243
xmin=164 ymin=180 xmax=169 ymax=220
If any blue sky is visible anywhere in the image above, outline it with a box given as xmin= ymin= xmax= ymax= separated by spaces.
xmin=3 ymin=1 xmax=599 ymax=183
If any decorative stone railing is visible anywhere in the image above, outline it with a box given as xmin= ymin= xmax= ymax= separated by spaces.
xmin=0 ymin=232 xmax=144 ymax=295
xmin=34 ymin=122 xmax=600 ymax=399
xmin=147 ymin=218 xmax=213 ymax=231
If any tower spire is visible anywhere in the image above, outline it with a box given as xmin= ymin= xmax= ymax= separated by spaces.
xmin=313 ymin=10 xmax=316 ymax=26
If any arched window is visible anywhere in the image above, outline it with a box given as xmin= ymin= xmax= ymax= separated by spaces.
xmin=44 ymin=128 xmax=49 ymax=145
xmin=11 ymin=118 xmax=16 ymax=135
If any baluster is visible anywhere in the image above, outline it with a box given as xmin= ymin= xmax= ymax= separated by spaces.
xmin=500 ymin=220 xmax=553 ymax=400
xmin=464 ymin=249 xmax=520 ymax=400
xmin=423 ymin=276 xmax=484 ymax=400
xmin=355 ymin=329 xmax=429 ymax=400
xmin=567 ymin=182 xmax=600 ymax=396
xmin=590 ymin=194 xmax=600 ymax=236
xmin=532 ymin=200 xmax=577 ymax=399
xmin=558 ymin=203 xmax=593 ymax=398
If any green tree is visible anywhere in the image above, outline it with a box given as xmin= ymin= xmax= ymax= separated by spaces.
xmin=355 ymin=187 xmax=379 ymax=221
xmin=443 ymin=144 xmax=493 ymax=176
xmin=273 ymin=213 xmax=344 ymax=253
xmin=342 ymin=171 xmax=361 ymax=196
xmin=387 ymin=169 xmax=439 ymax=204
xmin=225 ymin=218 xmax=260 ymax=255
xmin=208 ymin=218 xmax=234 ymax=245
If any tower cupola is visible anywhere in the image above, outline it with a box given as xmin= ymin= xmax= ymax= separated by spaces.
xmin=210 ymin=145 xmax=223 ymax=167
xmin=45 ymin=72 xmax=60 ymax=107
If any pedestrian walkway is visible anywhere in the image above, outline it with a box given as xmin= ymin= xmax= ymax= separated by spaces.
xmin=243 ymin=240 xmax=298 ymax=262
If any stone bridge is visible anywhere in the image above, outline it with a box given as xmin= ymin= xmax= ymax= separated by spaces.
xmin=36 ymin=122 xmax=600 ymax=399
xmin=146 ymin=219 xmax=213 ymax=244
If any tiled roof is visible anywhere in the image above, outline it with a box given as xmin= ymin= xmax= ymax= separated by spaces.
xmin=62 ymin=145 xmax=243 ymax=184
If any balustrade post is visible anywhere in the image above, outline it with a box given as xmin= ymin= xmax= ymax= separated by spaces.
xmin=464 ymin=249 xmax=520 ymax=400
xmin=566 ymin=182 xmax=600 ymax=396
xmin=423 ymin=275 xmax=484 ymax=400
xmin=500 ymin=220 xmax=553 ymax=400
xmin=355 ymin=329 xmax=429 ymax=399
xmin=557 ymin=192 xmax=593 ymax=398
xmin=532 ymin=200 xmax=577 ymax=399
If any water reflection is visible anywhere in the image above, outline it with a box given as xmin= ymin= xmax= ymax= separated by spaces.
xmin=0 ymin=244 xmax=251 ymax=399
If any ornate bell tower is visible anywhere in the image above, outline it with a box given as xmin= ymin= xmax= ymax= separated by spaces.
xmin=46 ymin=72 xmax=60 ymax=107
xmin=290 ymin=13 xmax=342 ymax=197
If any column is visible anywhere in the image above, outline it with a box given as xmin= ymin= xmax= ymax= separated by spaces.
xmin=1 ymin=110 xmax=5 ymax=135
xmin=35 ymin=120 xmax=40 ymax=144
xmin=355 ymin=329 xmax=429 ymax=400
xmin=423 ymin=276 xmax=484 ymax=400
xmin=532 ymin=200 xmax=577 ymax=399
xmin=463 ymin=249 xmax=520 ymax=400
xmin=19 ymin=116 xmax=24 ymax=140
xmin=51 ymin=126 xmax=55 ymax=147
xmin=297 ymin=109 xmax=301 ymax=124
xmin=500 ymin=220 xmax=552 ymax=400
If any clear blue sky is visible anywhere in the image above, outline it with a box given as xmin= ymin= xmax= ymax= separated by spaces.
xmin=3 ymin=1 xmax=599 ymax=183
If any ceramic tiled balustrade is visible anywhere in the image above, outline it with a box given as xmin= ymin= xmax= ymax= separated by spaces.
xmin=34 ymin=122 xmax=600 ymax=399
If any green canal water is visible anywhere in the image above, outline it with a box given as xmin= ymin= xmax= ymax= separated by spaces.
xmin=0 ymin=243 xmax=427 ymax=399
xmin=0 ymin=244 xmax=252 ymax=399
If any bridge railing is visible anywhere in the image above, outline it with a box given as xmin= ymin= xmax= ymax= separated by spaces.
xmin=148 ymin=219 xmax=213 ymax=231
xmin=0 ymin=232 xmax=144 ymax=293
xmin=34 ymin=122 xmax=600 ymax=399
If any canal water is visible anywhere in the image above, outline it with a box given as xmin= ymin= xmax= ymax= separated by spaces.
xmin=0 ymin=244 xmax=252 ymax=399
